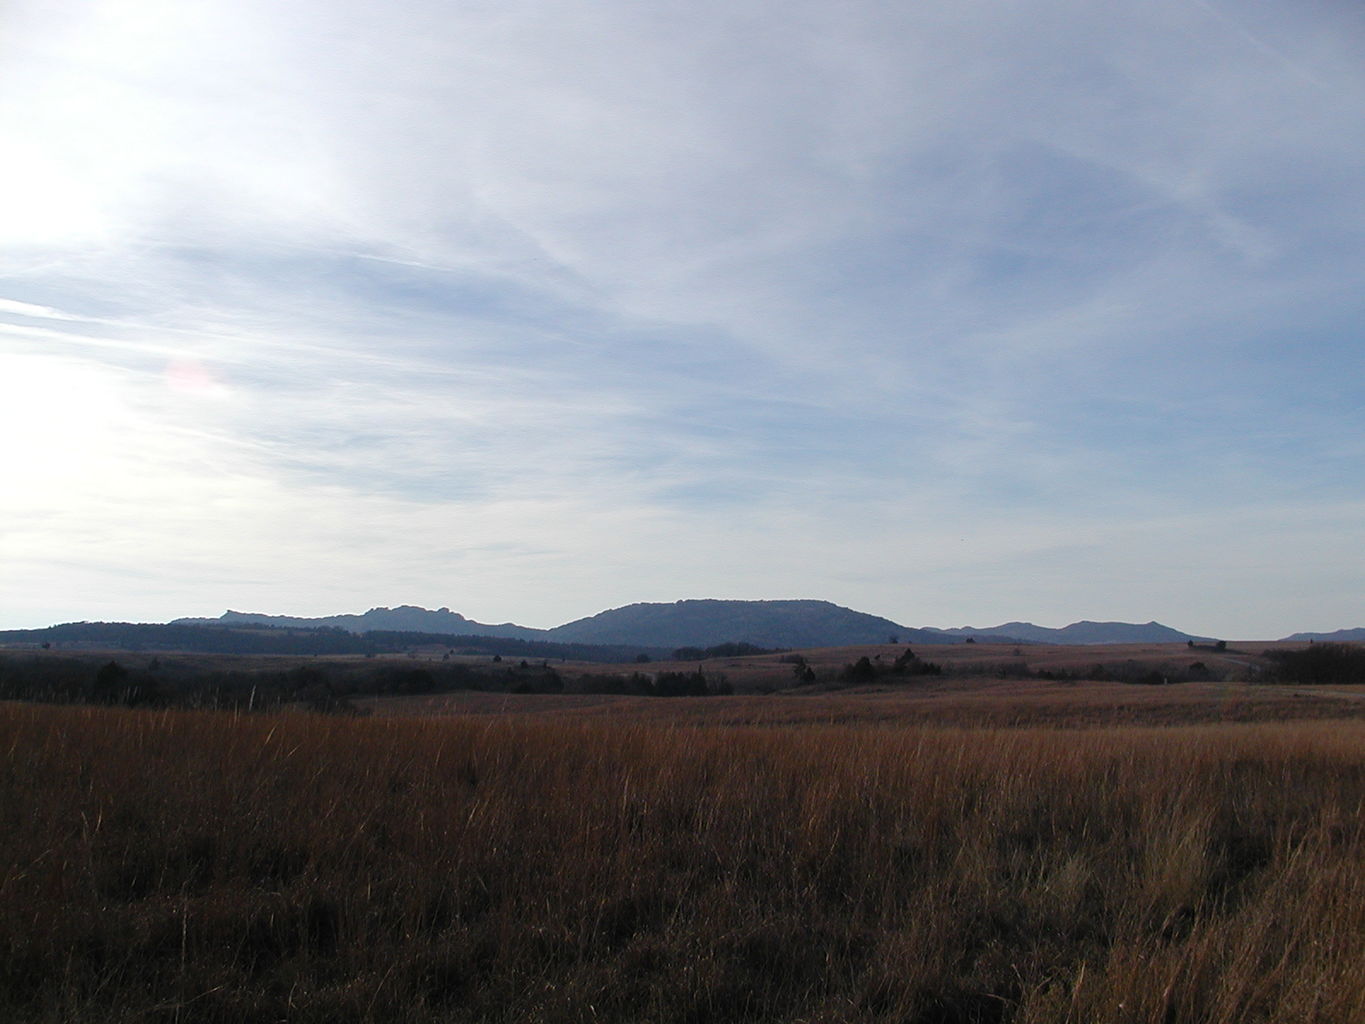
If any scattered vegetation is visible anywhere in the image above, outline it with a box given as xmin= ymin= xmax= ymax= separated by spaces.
xmin=0 ymin=622 xmax=663 ymax=662
xmin=958 ymin=659 xmax=1235 ymax=686
xmin=835 ymin=651 xmax=946 ymax=683
xmin=565 ymin=670 xmax=732 ymax=697
xmin=892 ymin=647 xmax=943 ymax=677
xmin=0 ymin=653 xmax=564 ymax=711
xmin=0 ymin=650 xmax=750 ymax=711
xmin=1264 ymin=643 xmax=1365 ymax=686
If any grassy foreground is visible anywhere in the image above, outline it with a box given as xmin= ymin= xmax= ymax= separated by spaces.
xmin=2 ymin=704 xmax=1363 ymax=1023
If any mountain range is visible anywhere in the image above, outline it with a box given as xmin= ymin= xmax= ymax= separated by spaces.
xmin=1281 ymin=627 xmax=1365 ymax=643
xmin=936 ymin=620 xmax=1208 ymax=645
xmin=173 ymin=600 xmax=1225 ymax=650
xmin=176 ymin=606 xmax=538 ymax=640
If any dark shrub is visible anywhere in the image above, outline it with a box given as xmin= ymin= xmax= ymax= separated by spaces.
xmin=841 ymin=656 xmax=877 ymax=683
xmin=1265 ymin=644 xmax=1365 ymax=686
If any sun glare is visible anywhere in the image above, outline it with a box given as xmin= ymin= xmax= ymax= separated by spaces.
xmin=0 ymin=353 xmax=129 ymax=481
xmin=164 ymin=357 xmax=228 ymax=396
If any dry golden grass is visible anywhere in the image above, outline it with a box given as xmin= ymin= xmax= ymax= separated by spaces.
xmin=2 ymin=703 xmax=1363 ymax=1022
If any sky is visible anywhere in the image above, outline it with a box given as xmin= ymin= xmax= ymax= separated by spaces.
xmin=2 ymin=0 xmax=1363 ymax=638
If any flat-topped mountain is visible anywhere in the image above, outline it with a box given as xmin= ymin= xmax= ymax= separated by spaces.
xmin=548 ymin=599 xmax=960 ymax=649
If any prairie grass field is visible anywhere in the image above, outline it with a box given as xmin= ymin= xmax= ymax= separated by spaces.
xmin=3 ymin=697 xmax=1364 ymax=1023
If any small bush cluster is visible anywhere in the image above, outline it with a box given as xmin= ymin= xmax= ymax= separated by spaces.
xmin=836 ymin=649 xmax=943 ymax=685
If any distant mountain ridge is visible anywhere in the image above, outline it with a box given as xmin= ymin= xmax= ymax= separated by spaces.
xmin=173 ymin=601 xmax=1214 ymax=650
xmin=1281 ymin=627 xmax=1365 ymax=642
xmin=175 ymin=606 xmax=546 ymax=641
xmin=939 ymin=620 xmax=1211 ymax=645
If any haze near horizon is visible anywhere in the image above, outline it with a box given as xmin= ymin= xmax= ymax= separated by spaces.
xmin=3 ymin=0 xmax=1363 ymax=638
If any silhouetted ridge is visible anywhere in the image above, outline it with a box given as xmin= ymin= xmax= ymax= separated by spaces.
xmin=545 ymin=599 xmax=959 ymax=649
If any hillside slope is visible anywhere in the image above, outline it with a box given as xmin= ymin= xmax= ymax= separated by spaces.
xmin=546 ymin=599 xmax=954 ymax=649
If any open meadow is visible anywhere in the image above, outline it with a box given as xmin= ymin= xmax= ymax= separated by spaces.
xmin=3 ymin=645 xmax=1365 ymax=1022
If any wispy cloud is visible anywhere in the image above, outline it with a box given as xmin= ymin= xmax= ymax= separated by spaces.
xmin=0 ymin=298 xmax=83 ymax=321
xmin=2 ymin=0 xmax=1363 ymax=635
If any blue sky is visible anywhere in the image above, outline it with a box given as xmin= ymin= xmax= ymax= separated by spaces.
xmin=2 ymin=0 xmax=1363 ymax=637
